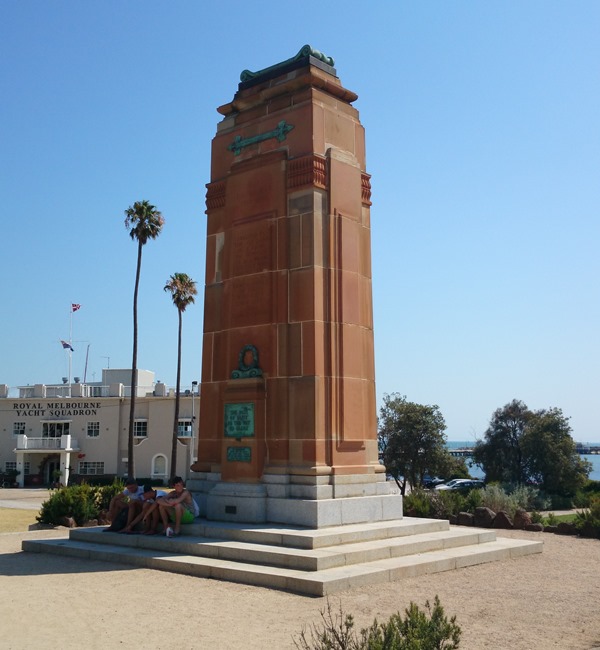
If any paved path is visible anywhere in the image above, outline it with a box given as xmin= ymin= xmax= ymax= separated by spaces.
xmin=0 ymin=488 xmax=50 ymax=510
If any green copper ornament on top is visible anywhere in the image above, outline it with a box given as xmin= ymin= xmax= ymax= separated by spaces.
xmin=240 ymin=44 xmax=335 ymax=83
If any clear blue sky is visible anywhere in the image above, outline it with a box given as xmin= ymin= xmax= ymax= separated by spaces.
xmin=1 ymin=2 xmax=598 ymax=441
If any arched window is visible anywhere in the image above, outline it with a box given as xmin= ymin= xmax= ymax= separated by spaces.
xmin=152 ymin=454 xmax=167 ymax=479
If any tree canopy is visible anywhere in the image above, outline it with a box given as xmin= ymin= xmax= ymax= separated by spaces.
xmin=378 ymin=394 xmax=464 ymax=495
xmin=473 ymin=399 xmax=590 ymax=495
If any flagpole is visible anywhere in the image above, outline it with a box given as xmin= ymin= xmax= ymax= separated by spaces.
xmin=69 ymin=304 xmax=73 ymax=396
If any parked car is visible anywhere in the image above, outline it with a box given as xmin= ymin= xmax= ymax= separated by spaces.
xmin=435 ymin=479 xmax=484 ymax=491
xmin=422 ymin=475 xmax=445 ymax=489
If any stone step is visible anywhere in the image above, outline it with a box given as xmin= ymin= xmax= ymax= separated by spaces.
xmin=71 ymin=516 xmax=451 ymax=550
xmin=66 ymin=525 xmax=497 ymax=572
xmin=22 ymin=533 xmax=543 ymax=597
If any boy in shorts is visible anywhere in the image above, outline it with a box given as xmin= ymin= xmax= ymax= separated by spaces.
xmin=157 ymin=476 xmax=197 ymax=537
xmin=104 ymin=478 xmax=144 ymax=532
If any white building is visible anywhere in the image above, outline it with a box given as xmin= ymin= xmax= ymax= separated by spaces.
xmin=0 ymin=369 xmax=199 ymax=487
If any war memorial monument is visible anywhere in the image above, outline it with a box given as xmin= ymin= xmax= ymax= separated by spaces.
xmin=24 ymin=47 xmax=542 ymax=594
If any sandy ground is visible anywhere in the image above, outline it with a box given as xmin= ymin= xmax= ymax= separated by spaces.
xmin=0 ymin=494 xmax=599 ymax=649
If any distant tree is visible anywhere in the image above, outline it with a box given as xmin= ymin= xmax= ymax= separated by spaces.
xmin=378 ymin=394 xmax=451 ymax=495
xmin=473 ymin=399 xmax=591 ymax=495
xmin=124 ymin=200 xmax=164 ymax=478
xmin=472 ymin=399 xmax=531 ymax=485
xmin=164 ymin=272 xmax=197 ymax=478
xmin=521 ymin=407 xmax=591 ymax=496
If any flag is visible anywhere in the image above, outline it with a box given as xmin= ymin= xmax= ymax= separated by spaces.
xmin=72 ymin=303 xmax=81 ymax=312
xmin=60 ymin=340 xmax=74 ymax=352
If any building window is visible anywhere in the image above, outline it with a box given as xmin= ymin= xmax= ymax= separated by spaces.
xmin=79 ymin=461 xmax=104 ymax=475
xmin=177 ymin=419 xmax=192 ymax=437
xmin=87 ymin=422 xmax=100 ymax=438
xmin=42 ymin=421 xmax=70 ymax=437
xmin=13 ymin=422 xmax=26 ymax=436
xmin=4 ymin=462 xmax=28 ymax=475
xmin=133 ymin=421 xmax=148 ymax=438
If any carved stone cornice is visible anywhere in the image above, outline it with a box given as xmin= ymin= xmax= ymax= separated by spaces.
xmin=287 ymin=154 xmax=327 ymax=190
xmin=206 ymin=181 xmax=226 ymax=210
xmin=361 ymin=173 xmax=372 ymax=206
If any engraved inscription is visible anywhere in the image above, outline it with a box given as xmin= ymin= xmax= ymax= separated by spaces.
xmin=227 ymin=446 xmax=252 ymax=462
xmin=224 ymin=403 xmax=255 ymax=438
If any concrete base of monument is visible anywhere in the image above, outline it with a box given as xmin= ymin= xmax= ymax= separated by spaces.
xmin=190 ymin=474 xmax=403 ymax=527
xmin=23 ymin=517 xmax=543 ymax=596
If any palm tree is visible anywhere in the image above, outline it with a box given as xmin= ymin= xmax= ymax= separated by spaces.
xmin=164 ymin=272 xmax=197 ymax=478
xmin=124 ymin=200 xmax=164 ymax=478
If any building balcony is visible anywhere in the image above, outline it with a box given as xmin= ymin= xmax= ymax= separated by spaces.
xmin=14 ymin=434 xmax=80 ymax=452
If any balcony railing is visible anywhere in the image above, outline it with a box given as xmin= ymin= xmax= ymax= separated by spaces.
xmin=15 ymin=434 xmax=79 ymax=451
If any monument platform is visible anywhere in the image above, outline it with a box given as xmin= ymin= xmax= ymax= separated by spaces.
xmin=23 ymin=517 xmax=542 ymax=596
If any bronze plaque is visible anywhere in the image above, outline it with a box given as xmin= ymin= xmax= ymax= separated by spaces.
xmin=224 ymin=403 xmax=255 ymax=438
xmin=226 ymin=446 xmax=251 ymax=462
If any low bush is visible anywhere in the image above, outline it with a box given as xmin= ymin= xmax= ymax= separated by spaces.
xmin=548 ymin=493 xmax=573 ymax=510
xmin=476 ymin=484 xmax=544 ymax=518
xmin=574 ymin=497 xmax=600 ymax=539
xmin=405 ymin=484 xmax=555 ymax=522
xmin=294 ymin=596 xmax=461 ymax=649
xmin=573 ymin=480 xmax=600 ymax=508
xmin=472 ymin=485 xmax=517 ymax=517
xmin=37 ymin=480 xmax=123 ymax=526
xmin=530 ymin=510 xmax=544 ymax=524
xmin=403 ymin=489 xmax=434 ymax=518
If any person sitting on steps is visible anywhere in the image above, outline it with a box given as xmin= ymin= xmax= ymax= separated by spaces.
xmin=104 ymin=478 xmax=145 ymax=532
xmin=120 ymin=484 xmax=169 ymax=535
xmin=157 ymin=476 xmax=198 ymax=537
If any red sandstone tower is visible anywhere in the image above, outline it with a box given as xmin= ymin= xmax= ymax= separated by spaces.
xmin=192 ymin=46 xmax=401 ymax=526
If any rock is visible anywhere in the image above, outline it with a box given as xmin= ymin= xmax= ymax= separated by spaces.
xmin=557 ymin=522 xmax=578 ymax=535
xmin=448 ymin=514 xmax=458 ymax=525
xmin=59 ymin=516 xmax=76 ymax=528
xmin=97 ymin=510 xmax=110 ymax=525
xmin=474 ymin=507 xmax=496 ymax=527
xmin=524 ymin=523 xmax=544 ymax=532
xmin=513 ymin=509 xmax=532 ymax=529
xmin=457 ymin=512 xmax=474 ymax=526
xmin=82 ymin=519 xmax=99 ymax=528
xmin=492 ymin=511 xmax=514 ymax=529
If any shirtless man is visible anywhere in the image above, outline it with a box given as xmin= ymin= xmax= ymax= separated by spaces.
xmin=157 ymin=476 xmax=197 ymax=537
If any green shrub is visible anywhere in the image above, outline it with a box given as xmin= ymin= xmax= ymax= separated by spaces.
xmin=548 ymin=493 xmax=573 ymax=510
xmin=530 ymin=510 xmax=544 ymax=524
xmin=403 ymin=489 xmax=434 ymax=518
xmin=509 ymin=485 xmax=545 ymax=511
xmin=573 ymin=480 xmax=600 ymax=508
xmin=475 ymin=485 xmax=517 ymax=517
xmin=37 ymin=480 xmax=123 ymax=526
xmin=431 ymin=491 xmax=467 ymax=519
xmin=464 ymin=488 xmax=483 ymax=512
xmin=405 ymin=489 xmax=478 ymax=520
xmin=574 ymin=497 xmax=600 ymax=539
xmin=294 ymin=596 xmax=461 ymax=650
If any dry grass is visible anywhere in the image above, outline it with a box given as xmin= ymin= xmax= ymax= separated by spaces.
xmin=0 ymin=508 xmax=39 ymax=533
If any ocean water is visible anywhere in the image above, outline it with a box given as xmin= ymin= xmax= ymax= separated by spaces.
xmin=446 ymin=440 xmax=600 ymax=482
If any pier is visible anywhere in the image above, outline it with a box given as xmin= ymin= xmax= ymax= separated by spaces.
xmin=449 ymin=444 xmax=600 ymax=457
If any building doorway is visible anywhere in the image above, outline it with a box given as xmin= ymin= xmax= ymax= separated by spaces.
xmin=40 ymin=455 xmax=61 ymax=486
